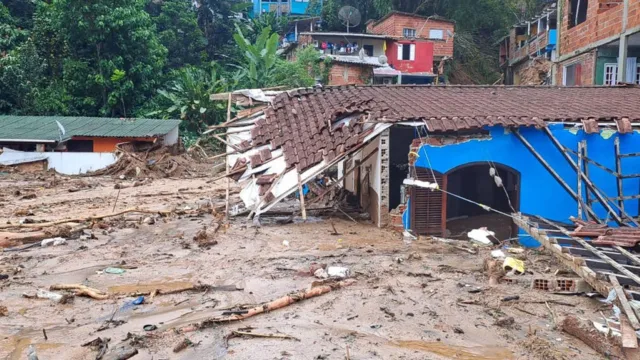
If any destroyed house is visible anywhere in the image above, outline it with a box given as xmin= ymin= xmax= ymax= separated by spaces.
xmin=220 ymin=85 xmax=640 ymax=247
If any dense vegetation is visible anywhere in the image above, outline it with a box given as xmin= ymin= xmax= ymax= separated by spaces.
xmin=0 ymin=0 xmax=545 ymax=142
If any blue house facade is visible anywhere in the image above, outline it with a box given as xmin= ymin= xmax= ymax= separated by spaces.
xmin=252 ymin=0 xmax=313 ymax=17
xmin=400 ymin=124 xmax=640 ymax=247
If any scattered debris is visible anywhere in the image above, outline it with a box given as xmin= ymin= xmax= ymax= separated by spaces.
xmin=503 ymin=257 xmax=525 ymax=275
xmin=50 ymin=284 xmax=109 ymax=300
xmin=143 ymin=324 xmax=157 ymax=331
xmin=225 ymin=330 xmax=300 ymax=346
xmin=561 ymin=315 xmax=625 ymax=359
xmin=100 ymin=344 xmax=138 ymax=360
xmin=35 ymin=288 xmax=73 ymax=304
xmin=467 ymin=227 xmax=496 ymax=246
xmin=501 ymin=295 xmax=520 ymax=302
xmin=41 ymin=237 xmax=67 ymax=247
xmin=495 ymin=316 xmax=515 ymax=328
xmin=327 ymin=266 xmax=350 ymax=278
xmin=104 ymin=267 xmax=126 ymax=275
xmin=184 ymin=279 xmax=356 ymax=331
xmin=0 ymin=305 xmax=7 ymax=316
xmin=173 ymin=338 xmax=193 ymax=353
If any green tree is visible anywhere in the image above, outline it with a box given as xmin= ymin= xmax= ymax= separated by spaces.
xmin=232 ymin=25 xmax=280 ymax=89
xmin=39 ymin=0 xmax=168 ymax=116
xmin=151 ymin=64 xmax=231 ymax=134
xmin=147 ymin=0 xmax=207 ymax=69
xmin=0 ymin=3 xmax=28 ymax=55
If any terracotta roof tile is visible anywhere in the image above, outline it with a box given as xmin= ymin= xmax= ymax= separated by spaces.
xmin=253 ymin=85 xmax=640 ymax=172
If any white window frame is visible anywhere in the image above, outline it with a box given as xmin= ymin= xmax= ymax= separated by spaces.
xmin=397 ymin=44 xmax=415 ymax=61
xmin=604 ymin=63 xmax=618 ymax=86
xmin=429 ymin=29 xmax=444 ymax=39
xmin=403 ymin=28 xmax=417 ymax=38
xmin=636 ymin=64 xmax=640 ymax=85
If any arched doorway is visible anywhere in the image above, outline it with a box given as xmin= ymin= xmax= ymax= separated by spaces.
xmin=410 ymin=163 xmax=520 ymax=240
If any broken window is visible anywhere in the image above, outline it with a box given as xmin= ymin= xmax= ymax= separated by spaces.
xmin=568 ymin=0 xmax=588 ymax=28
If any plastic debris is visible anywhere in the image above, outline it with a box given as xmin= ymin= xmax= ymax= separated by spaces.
xmin=143 ymin=324 xmax=157 ymax=331
xmin=491 ymin=250 xmax=506 ymax=259
xmin=27 ymin=345 xmax=38 ymax=360
xmin=314 ymin=268 xmax=329 ymax=279
xmin=104 ymin=267 xmax=126 ymax=275
xmin=467 ymin=228 xmax=495 ymax=246
xmin=282 ymin=240 xmax=290 ymax=247
xmin=41 ymin=237 xmax=67 ymax=247
xmin=327 ymin=266 xmax=350 ymax=278
xmin=132 ymin=296 xmax=145 ymax=305
xmin=503 ymin=257 xmax=525 ymax=275
xmin=36 ymin=289 xmax=71 ymax=304
xmin=403 ymin=178 xmax=439 ymax=190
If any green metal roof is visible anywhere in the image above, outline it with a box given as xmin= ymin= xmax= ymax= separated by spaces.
xmin=0 ymin=116 xmax=181 ymax=143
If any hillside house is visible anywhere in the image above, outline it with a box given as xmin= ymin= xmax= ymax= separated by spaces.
xmin=555 ymin=0 xmax=640 ymax=86
xmin=367 ymin=11 xmax=455 ymax=84
xmin=499 ymin=4 xmax=558 ymax=84
xmin=251 ymin=0 xmax=311 ymax=17
xmin=0 ymin=116 xmax=180 ymax=174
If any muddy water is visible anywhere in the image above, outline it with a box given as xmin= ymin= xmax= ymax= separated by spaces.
xmin=3 ymin=332 xmax=63 ymax=360
xmin=394 ymin=340 xmax=514 ymax=360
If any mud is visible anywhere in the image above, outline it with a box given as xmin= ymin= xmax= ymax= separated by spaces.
xmin=0 ymin=174 xmax=611 ymax=359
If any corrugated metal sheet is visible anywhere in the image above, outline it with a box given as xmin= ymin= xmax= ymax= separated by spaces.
xmin=0 ymin=116 xmax=181 ymax=142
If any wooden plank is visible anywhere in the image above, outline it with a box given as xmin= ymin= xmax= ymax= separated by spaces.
xmin=540 ymin=217 xmax=640 ymax=287
xmin=615 ymin=137 xmax=625 ymax=214
xmin=543 ymin=128 xmax=627 ymax=225
xmin=565 ymin=246 xmax=629 ymax=262
xmin=608 ymin=194 xmax=640 ymax=201
xmin=621 ymin=174 xmax=640 ymax=179
xmin=577 ymin=141 xmax=584 ymax=220
xmin=565 ymin=145 xmax=620 ymax=177
xmin=585 ymin=258 xmax=640 ymax=276
xmin=514 ymin=216 xmax=613 ymax=297
xmin=615 ymin=246 xmax=640 ymax=266
xmin=620 ymin=152 xmax=640 ymax=158
xmin=609 ymin=275 xmax=640 ymax=332
xmin=620 ymin=314 xmax=640 ymax=349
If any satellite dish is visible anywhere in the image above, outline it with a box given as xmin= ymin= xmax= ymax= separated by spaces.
xmin=378 ymin=54 xmax=388 ymax=65
xmin=338 ymin=6 xmax=361 ymax=33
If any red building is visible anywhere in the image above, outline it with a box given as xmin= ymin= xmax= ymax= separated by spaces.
xmin=367 ymin=11 xmax=455 ymax=84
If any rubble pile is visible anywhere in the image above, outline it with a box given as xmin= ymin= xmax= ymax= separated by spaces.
xmin=88 ymin=144 xmax=203 ymax=179
xmin=519 ymin=58 xmax=553 ymax=85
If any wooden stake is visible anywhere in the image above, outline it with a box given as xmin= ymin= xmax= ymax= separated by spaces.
xmin=297 ymin=172 xmax=307 ymax=220
xmin=609 ymin=274 xmax=640 ymax=331
xmin=614 ymin=137 xmax=625 ymax=214
xmin=225 ymin=92 xmax=232 ymax=223
xmin=581 ymin=141 xmax=594 ymax=216
xmin=514 ymin=131 xmax=599 ymax=222
xmin=577 ymin=141 xmax=584 ymax=220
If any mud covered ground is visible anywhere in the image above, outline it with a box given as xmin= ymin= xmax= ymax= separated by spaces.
xmin=0 ymin=173 xmax=611 ymax=360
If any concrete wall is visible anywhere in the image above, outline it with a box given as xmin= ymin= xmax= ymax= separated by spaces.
xmin=164 ymin=126 xmax=180 ymax=146
xmin=409 ymin=125 xmax=640 ymax=246
xmin=0 ymin=150 xmax=117 ymax=175
xmin=328 ymin=63 xmax=373 ymax=85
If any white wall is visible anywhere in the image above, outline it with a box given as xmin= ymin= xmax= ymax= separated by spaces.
xmin=0 ymin=149 xmax=117 ymax=175
xmin=46 ymin=152 xmax=117 ymax=175
xmin=163 ymin=126 xmax=180 ymax=145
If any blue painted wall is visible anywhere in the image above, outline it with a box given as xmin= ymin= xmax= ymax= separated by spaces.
xmin=406 ymin=125 xmax=640 ymax=246
xmin=252 ymin=0 xmax=310 ymax=17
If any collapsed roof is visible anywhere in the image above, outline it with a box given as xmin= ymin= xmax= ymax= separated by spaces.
xmin=217 ymin=85 xmax=640 ymax=216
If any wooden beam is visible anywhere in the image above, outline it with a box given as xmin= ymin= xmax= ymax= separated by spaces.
xmin=620 ymin=152 xmax=640 ymax=158
xmin=577 ymin=141 xmax=584 ymax=220
xmin=514 ymin=215 xmax=613 ymax=297
xmin=609 ymin=275 xmax=640 ymax=333
xmin=581 ymin=141 xmax=593 ymax=210
xmin=514 ymin=131 xmax=600 ymax=222
xmin=585 ymin=258 xmax=640 ymax=276
xmin=564 ymin=146 xmax=620 ymax=177
xmin=608 ymin=194 xmax=640 ymax=201
xmin=542 ymin=127 xmax=628 ymax=226
xmin=565 ymin=246 xmax=629 ymax=263
xmin=297 ymin=172 xmax=307 ymax=221
xmin=615 ymin=137 xmax=625 ymax=213
xmin=225 ymin=93 xmax=232 ymax=223
xmin=615 ymin=246 xmax=640 ymax=266
xmin=539 ymin=217 xmax=640 ymax=287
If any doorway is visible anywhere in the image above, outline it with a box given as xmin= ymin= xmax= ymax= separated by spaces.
xmin=410 ymin=163 xmax=520 ymax=240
